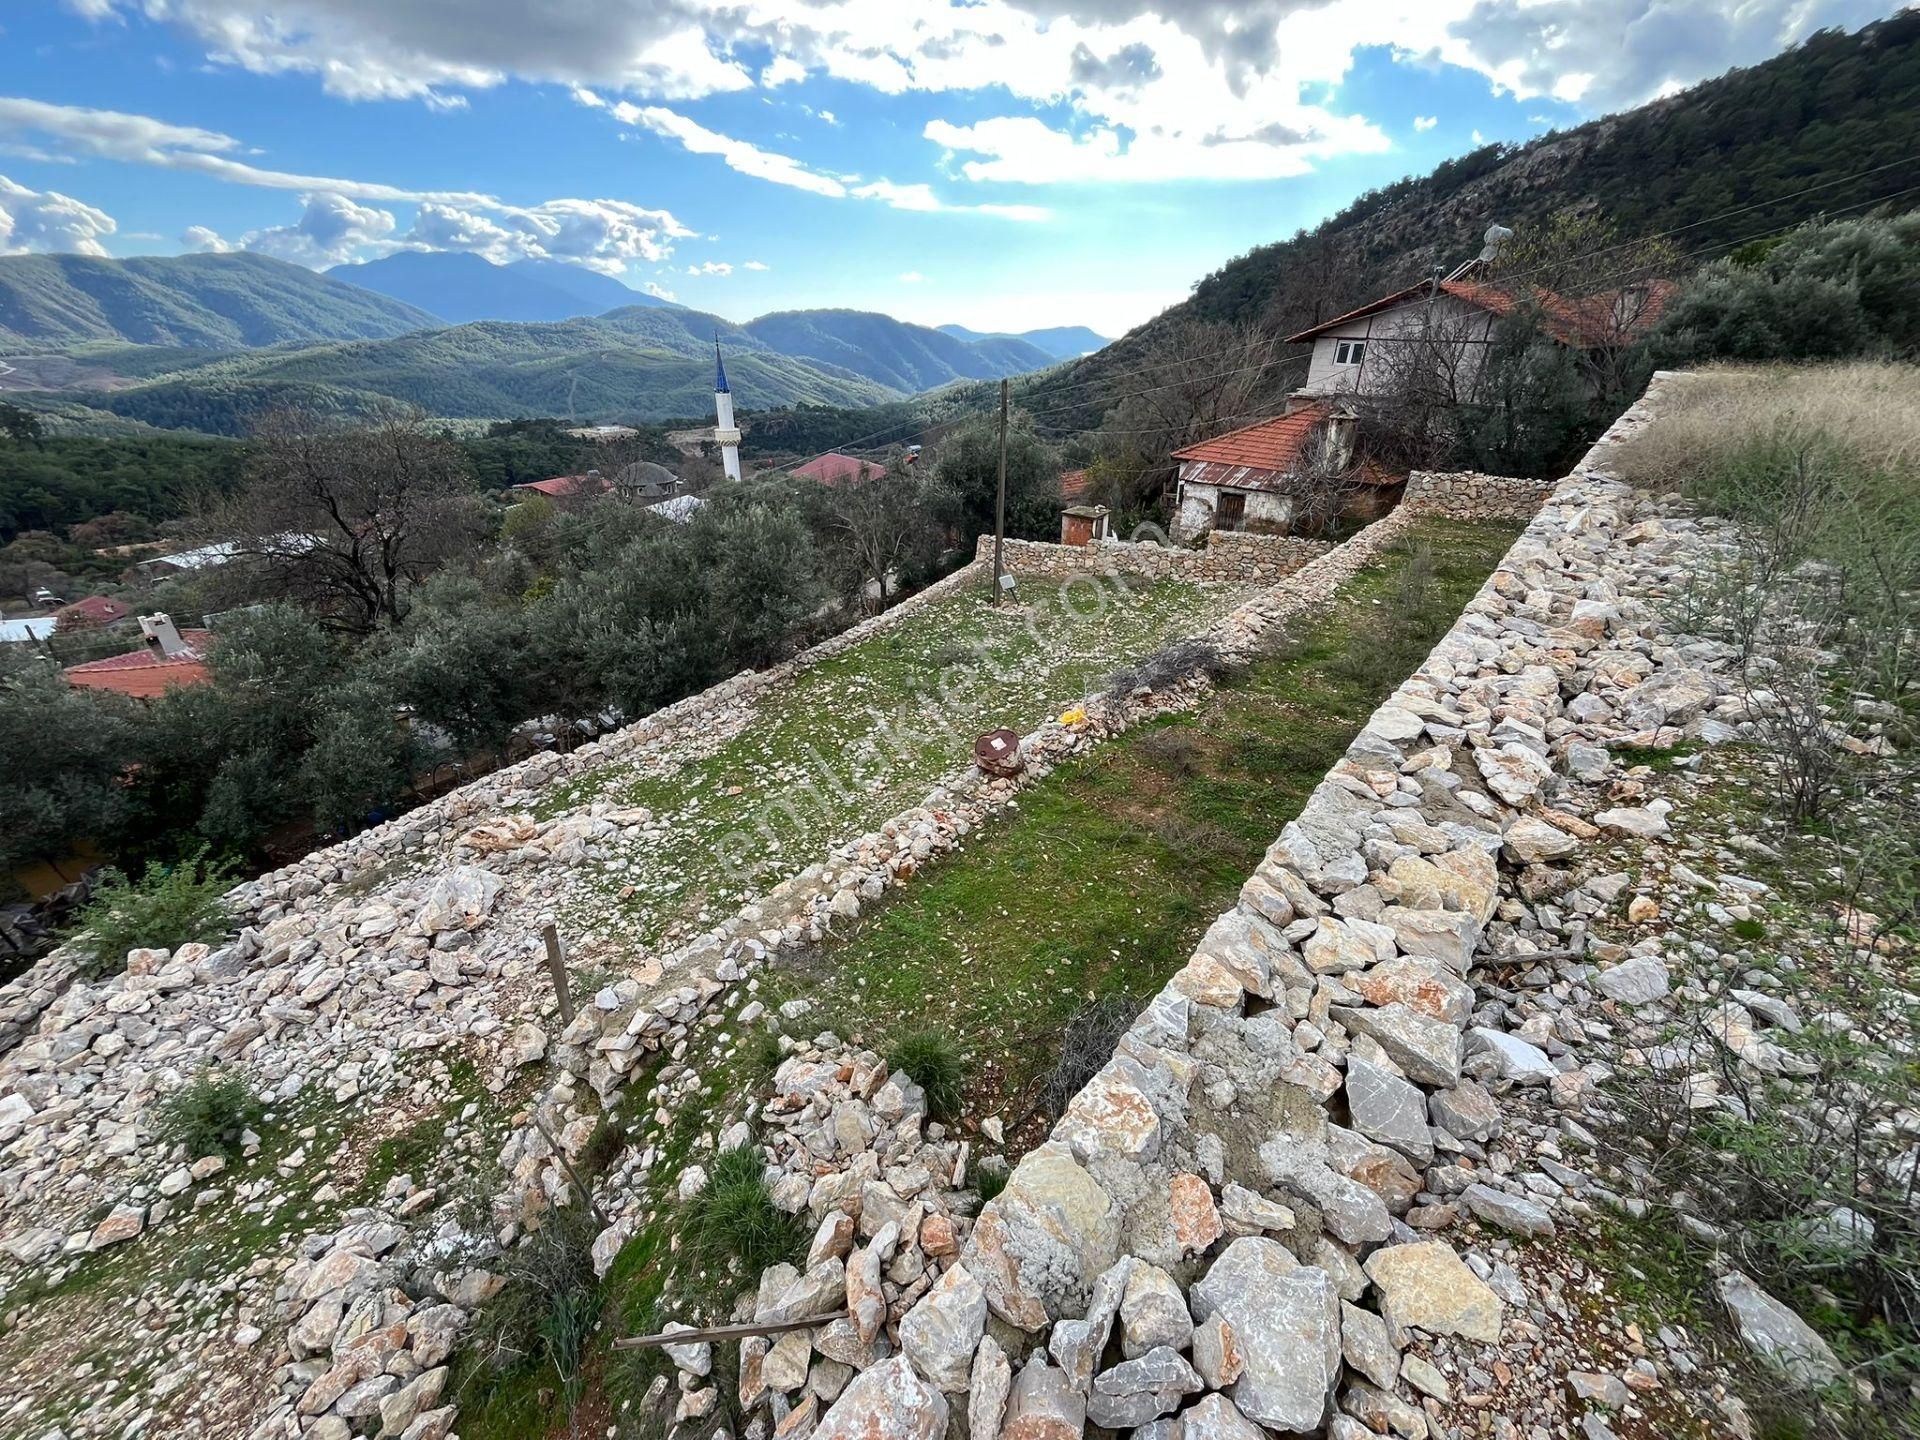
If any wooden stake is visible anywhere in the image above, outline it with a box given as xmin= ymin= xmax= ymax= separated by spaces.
xmin=541 ymin=921 xmax=574 ymax=1025
xmin=992 ymin=377 xmax=1009 ymax=606
xmin=612 ymin=1311 xmax=849 ymax=1352
xmin=531 ymin=1112 xmax=609 ymax=1228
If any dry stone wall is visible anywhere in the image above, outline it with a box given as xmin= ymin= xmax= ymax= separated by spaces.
xmin=782 ymin=378 xmax=1716 ymax=1440
xmin=1401 ymin=470 xmax=1555 ymax=520
xmin=983 ymin=531 xmax=1333 ymax=586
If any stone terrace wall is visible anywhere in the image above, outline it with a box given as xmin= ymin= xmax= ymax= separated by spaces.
xmin=804 ymin=381 xmax=1682 ymax=1440
xmin=1402 ymin=468 xmax=1555 ymax=520
xmin=984 ymin=530 xmax=1333 ymax=586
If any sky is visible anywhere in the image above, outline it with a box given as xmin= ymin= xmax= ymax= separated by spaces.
xmin=0 ymin=0 xmax=1898 ymax=336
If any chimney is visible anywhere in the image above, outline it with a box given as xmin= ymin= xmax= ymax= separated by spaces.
xmin=140 ymin=613 xmax=192 ymax=658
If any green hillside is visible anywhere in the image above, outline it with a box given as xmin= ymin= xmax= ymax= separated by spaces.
xmin=0 ymin=252 xmax=439 ymax=348
xmin=744 ymin=308 xmax=1055 ymax=391
xmin=50 ymin=307 xmax=897 ymax=434
xmin=1014 ymin=13 xmax=1920 ymax=429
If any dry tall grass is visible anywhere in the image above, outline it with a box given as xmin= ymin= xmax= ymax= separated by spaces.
xmin=1616 ymin=361 xmax=1920 ymax=489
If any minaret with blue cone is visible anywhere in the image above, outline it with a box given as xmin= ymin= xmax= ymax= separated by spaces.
xmin=713 ymin=335 xmax=742 ymax=482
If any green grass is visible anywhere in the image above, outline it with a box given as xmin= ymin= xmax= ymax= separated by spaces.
xmin=886 ymin=1031 xmax=969 ymax=1121
xmin=539 ymin=573 xmax=1267 ymax=952
xmin=451 ymin=514 xmax=1522 ymax=1440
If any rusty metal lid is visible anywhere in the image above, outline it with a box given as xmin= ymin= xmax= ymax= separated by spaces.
xmin=974 ymin=728 xmax=1024 ymax=777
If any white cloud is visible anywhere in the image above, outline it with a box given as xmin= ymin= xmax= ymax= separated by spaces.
xmin=63 ymin=0 xmax=1874 ymax=140
xmin=644 ymin=280 xmax=677 ymax=300
xmin=1 ymin=96 xmax=694 ymax=271
xmin=1471 ymin=127 xmax=1486 ymax=143
xmin=588 ymin=95 xmax=1050 ymax=219
xmin=685 ymin=260 xmax=733 ymax=275
xmin=743 ymin=259 xmax=770 ymax=270
xmin=762 ymin=55 xmax=807 ymax=87
xmin=0 ymin=173 xmax=117 ymax=255
xmin=243 ymin=191 xmax=397 ymax=266
xmin=1413 ymin=114 xmax=1438 ymax=131
xmin=899 ymin=270 xmax=925 ymax=283
xmin=180 ymin=223 xmax=235 ymax=252
xmin=617 ymin=102 xmax=849 ymax=198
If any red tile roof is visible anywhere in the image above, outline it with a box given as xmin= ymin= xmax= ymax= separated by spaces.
xmin=1284 ymin=279 xmax=1675 ymax=348
xmin=512 ymin=473 xmax=612 ymax=499
xmin=793 ymin=453 xmax=883 ymax=486
xmin=1060 ymin=469 xmax=1093 ymax=503
xmin=55 ymin=596 xmax=130 ymax=629
xmin=65 ymin=629 xmax=214 ymax=699
xmin=1172 ymin=403 xmax=1335 ymax=475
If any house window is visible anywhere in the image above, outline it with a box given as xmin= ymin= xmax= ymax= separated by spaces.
xmin=1216 ymin=492 xmax=1247 ymax=532
xmin=1334 ymin=340 xmax=1366 ymax=366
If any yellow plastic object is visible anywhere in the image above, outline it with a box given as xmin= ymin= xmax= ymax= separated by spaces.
xmin=1059 ymin=706 xmax=1087 ymax=727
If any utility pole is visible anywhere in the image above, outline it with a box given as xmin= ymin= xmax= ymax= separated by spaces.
xmin=992 ymin=377 xmax=1009 ymax=607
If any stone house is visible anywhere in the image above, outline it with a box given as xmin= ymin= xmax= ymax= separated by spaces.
xmin=1170 ymin=400 xmax=1400 ymax=540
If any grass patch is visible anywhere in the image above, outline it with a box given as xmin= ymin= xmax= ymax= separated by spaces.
xmin=537 ymin=575 xmax=1266 ymax=952
xmin=684 ymin=1144 xmax=805 ymax=1276
xmin=886 ymin=1031 xmax=968 ymax=1121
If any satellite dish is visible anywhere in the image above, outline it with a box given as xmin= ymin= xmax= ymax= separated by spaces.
xmin=1477 ymin=223 xmax=1515 ymax=263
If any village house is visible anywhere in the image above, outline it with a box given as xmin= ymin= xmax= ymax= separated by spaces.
xmin=792 ymin=453 xmax=886 ymax=486
xmin=53 ymin=595 xmax=132 ymax=632
xmin=1169 ymin=400 xmax=1400 ymax=539
xmin=62 ymin=613 xmax=213 ymax=699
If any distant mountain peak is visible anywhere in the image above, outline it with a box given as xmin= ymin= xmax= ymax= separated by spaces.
xmin=324 ymin=251 xmax=674 ymax=326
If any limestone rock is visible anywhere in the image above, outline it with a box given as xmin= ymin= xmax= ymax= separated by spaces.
xmin=1188 ymin=1238 xmax=1340 ymax=1433
xmin=1717 ymin=1271 xmax=1841 ymax=1387
xmin=1000 ymin=1355 xmax=1085 ymax=1440
xmin=1363 ymin=1241 xmax=1503 ymax=1345
xmin=899 ymin=1262 xmax=987 ymax=1392
xmin=814 ymin=1356 xmax=950 ymax=1440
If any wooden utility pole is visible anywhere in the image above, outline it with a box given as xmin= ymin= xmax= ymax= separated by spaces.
xmin=992 ymin=377 xmax=1009 ymax=606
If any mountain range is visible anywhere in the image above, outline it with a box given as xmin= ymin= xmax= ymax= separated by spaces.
xmin=325 ymin=252 xmax=678 ymax=325
xmin=0 ymin=252 xmax=436 ymax=349
xmin=937 ymin=324 xmax=1109 ymax=359
xmin=1 ymin=249 xmax=1110 ymax=430
xmin=43 ymin=305 xmax=902 ymax=434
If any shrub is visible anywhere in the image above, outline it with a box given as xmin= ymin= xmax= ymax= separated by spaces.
xmin=151 ymin=1068 xmax=265 ymax=1160
xmin=71 ymin=851 xmax=233 ymax=975
xmin=1107 ymin=638 xmax=1228 ymax=703
xmin=468 ymin=1204 xmax=602 ymax=1414
xmin=887 ymin=1030 xmax=968 ymax=1121
xmin=684 ymin=1144 xmax=804 ymax=1275
xmin=1037 ymin=995 xmax=1139 ymax=1123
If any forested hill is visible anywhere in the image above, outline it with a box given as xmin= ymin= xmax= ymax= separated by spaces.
xmin=0 ymin=252 xmax=440 ymax=348
xmin=52 ymin=306 xmax=899 ymax=435
xmin=1021 ymin=12 xmax=1920 ymax=428
xmin=744 ymin=310 xmax=1055 ymax=391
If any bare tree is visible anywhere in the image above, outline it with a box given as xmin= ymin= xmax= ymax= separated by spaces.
xmin=1097 ymin=320 xmax=1289 ymax=516
xmin=1351 ymin=295 xmax=1494 ymax=470
xmin=1286 ymin=420 xmax=1372 ymax=536
xmin=204 ymin=407 xmax=487 ymax=633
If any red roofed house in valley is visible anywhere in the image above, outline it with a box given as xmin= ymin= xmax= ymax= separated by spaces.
xmin=54 ymin=595 xmax=132 ymax=631
xmin=64 ymin=614 xmax=213 ymax=700
xmin=510 ymin=472 xmax=613 ymax=502
xmin=1170 ymin=400 xmax=1399 ymax=539
xmin=792 ymin=453 xmax=885 ymax=487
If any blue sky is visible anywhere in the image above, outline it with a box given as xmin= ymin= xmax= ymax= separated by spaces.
xmin=0 ymin=0 xmax=1895 ymax=335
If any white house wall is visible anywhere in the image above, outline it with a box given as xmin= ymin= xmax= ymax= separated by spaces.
xmin=1174 ymin=479 xmax=1295 ymax=540
xmin=1299 ymin=294 xmax=1496 ymax=398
